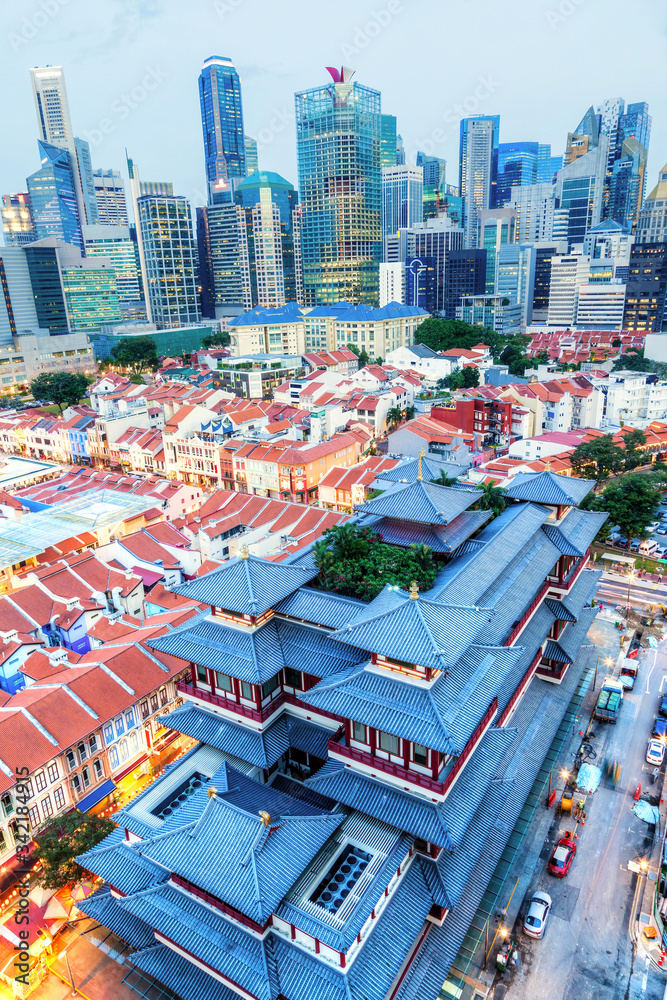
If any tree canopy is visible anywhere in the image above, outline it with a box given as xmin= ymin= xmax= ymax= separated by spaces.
xmin=621 ymin=428 xmax=647 ymax=471
xmin=499 ymin=334 xmax=535 ymax=376
xmin=201 ymin=331 xmax=230 ymax=349
xmin=312 ymin=523 xmax=436 ymax=601
xmin=415 ymin=318 xmax=504 ymax=358
xmin=473 ymin=480 xmax=507 ymax=519
xmin=612 ymin=349 xmax=667 ymax=378
xmin=570 ymin=435 xmax=626 ymax=484
xmin=582 ymin=474 xmax=661 ymax=545
xmin=34 ymin=811 xmax=115 ymax=890
xmin=110 ymin=335 xmax=159 ymax=372
xmin=446 ymin=366 xmax=480 ymax=389
xmin=29 ymin=372 xmax=91 ymax=413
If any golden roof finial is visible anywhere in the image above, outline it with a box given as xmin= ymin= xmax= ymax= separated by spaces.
xmin=545 ymin=459 xmax=552 ymax=472
xmin=207 ymin=786 xmax=218 ymax=800
xmin=258 ymin=810 xmax=271 ymax=827
xmin=409 ymin=580 xmax=419 ymax=600
xmin=417 ymin=448 xmax=426 ymax=481
xmin=240 ymin=544 xmax=249 ymax=559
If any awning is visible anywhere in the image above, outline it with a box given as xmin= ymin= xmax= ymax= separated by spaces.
xmin=75 ymin=778 xmax=116 ymax=812
xmin=601 ymin=552 xmax=636 ymax=565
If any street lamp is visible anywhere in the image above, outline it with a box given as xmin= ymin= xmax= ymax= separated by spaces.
xmin=627 ymin=572 xmax=636 ymax=606
xmin=60 ymin=949 xmax=77 ymax=996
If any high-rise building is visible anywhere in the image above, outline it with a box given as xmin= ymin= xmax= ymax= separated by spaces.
xmin=199 ymin=56 xmax=246 ymax=202
xmin=236 ymin=171 xmax=299 ymax=307
xmin=416 ymin=152 xmax=447 ymax=221
xmin=196 ymin=203 xmax=249 ymax=319
xmin=82 ymin=224 xmax=143 ymax=304
xmin=380 ymin=115 xmax=398 ymax=168
xmin=1 ymin=194 xmax=36 ymax=247
xmin=403 ymin=217 xmax=465 ymax=315
xmin=295 ymin=68 xmax=382 ymax=306
xmin=396 ymin=134 xmax=406 ymax=165
xmin=496 ymin=142 xmax=560 ymax=205
xmin=478 ymin=207 xmax=517 ymax=292
xmin=0 ymin=246 xmax=43 ymax=343
xmin=555 ymin=139 xmax=608 ymax=248
xmin=136 ymin=194 xmax=201 ymax=329
xmin=27 ymin=141 xmax=82 ymax=249
xmin=245 ymin=136 xmax=259 ymax=175
xmin=24 ymin=241 xmax=70 ymax=334
xmin=382 ymin=165 xmax=423 ymax=253
xmin=623 ymin=242 xmax=667 ymax=332
xmin=459 ymin=115 xmax=500 ymax=248
xmin=547 ymin=253 xmax=591 ymax=326
xmin=29 ymin=66 xmax=98 ymax=228
xmin=618 ymin=102 xmax=651 ymax=155
xmin=582 ymin=219 xmax=633 ymax=261
xmin=511 ymin=183 xmax=557 ymax=244
xmin=495 ymin=244 xmax=536 ymax=326
xmin=92 ymin=169 xmax=129 ymax=226
xmin=379 ymin=262 xmax=405 ymax=306
xmin=635 ymin=163 xmax=667 ymax=245
xmin=61 ymin=263 xmax=122 ymax=332
xmin=531 ymin=241 xmax=568 ymax=323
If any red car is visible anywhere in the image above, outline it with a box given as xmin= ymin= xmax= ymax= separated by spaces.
xmin=548 ymin=836 xmax=577 ymax=878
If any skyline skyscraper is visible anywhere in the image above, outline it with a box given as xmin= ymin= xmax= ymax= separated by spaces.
xmin=295 ymin=68 xmax=382 ymax=306
xmin=92 ymin=169 xmax=129 ymax=226
xmin=237 ymin=170 xmax=299 ymax=307
xmin=1 ymin=194 xmax=36 ymax=247
xmin=496 ymin=142 xmax=561 ymax=205
xmin=459 ymin=115 xmax=500 ymax=248
xmin=199 ymin=55 xmax=247 ymax=203
xmin=27 ymin=141 xmax=82 ymax=249
xmin=382 ymin=165 xmax=423 ymax=256
xmin=136 ymin=193 xmax=201 ymax=329
xmin=555 ymin=136 xmax=608 ymax=247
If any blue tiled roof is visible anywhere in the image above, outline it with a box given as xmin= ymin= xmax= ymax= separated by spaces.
xmin=135 ymin=795 xmax=343 ymax=923
xmin=542 ymin=508 xmax=609 ymax=556
xmin=120 ymin=882 xmax=277 ymax=1000
xmin=303 ymin=302 xmax=427 ymax=321
xmin=376 ymin=456 xmax=460 ymax=483
xmin=128 ymin=944 xmax=238 ymax=1000
xmin=504 ymin=470 xmax=595 ymax=505
xmin=544 ymin=597 xmax=577 ymax=622
xmin=275 ymin=587 xmax=365 ymax=628
xmin=356 ymin=479 xmax=480 ymax=526
xmin=172 ymin=554 xmax=318 ymax=615
xmin=557 ymin=605 xmax=599 ymax=660
xmin=147 ymin=614 xmax=365 ymax=684
xmin=430 ymin=503 xmax=550 ymax=606
xmin=77 ymin=831 xmax=168 ymax=895
xmin=75 ymin=885 xmax=155 ymax=950
xmin=301 ymin=644 xmax=520 ymax=755
xmin=227 ymin=301 xmax=304 ymax=327
xmin=158 ymin=703 xmax=293 ymax=769
xmin=370 ymin=509 xmax=491 ymax=553
xmin=330 ymin=593 xmax=493 ymax=673
xmin=543 ymin=639 xmax=571 ymax=663
xmin=563 ymin=567 xmax=602 ymax=618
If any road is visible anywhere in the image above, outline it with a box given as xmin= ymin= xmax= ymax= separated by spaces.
xmin=596 ymin=571 xmax=666 ymax=610
xmin=504 ymin=614 xmax=667 ymax=1000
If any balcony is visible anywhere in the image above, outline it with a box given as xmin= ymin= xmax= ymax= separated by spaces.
xmin=177 ymin=679 xmax=284 ymax=723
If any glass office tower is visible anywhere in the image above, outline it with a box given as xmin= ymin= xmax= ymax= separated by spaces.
xmin=237 ymin=171 xmax=299 ymax=306
xmin=496 ymin=142 xmax=560 ymax=205
xmin=136 ymin=196 xmax=201 ymax=329
xmin=27 ymin=141 xmax=82 ymax=249
xmin=199 ymin=56 xmax=247 ymax=202
xmin=295 ymin=73 xmax=382 ymax=306
xmin=459 ymin=116 xmax=500 ymax=249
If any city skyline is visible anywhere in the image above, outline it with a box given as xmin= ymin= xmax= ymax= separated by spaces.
xmin=1 ymin=0 xmax=665 ymax=234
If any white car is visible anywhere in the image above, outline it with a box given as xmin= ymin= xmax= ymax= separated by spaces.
xmin=646 ymin=739 xmax=665 ymax=766
xmin=523 ymin=891 xmax=552 ymax=939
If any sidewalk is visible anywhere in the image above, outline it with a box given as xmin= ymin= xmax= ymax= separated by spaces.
xmin=26 ymin=933 xmax=138 ymax=1000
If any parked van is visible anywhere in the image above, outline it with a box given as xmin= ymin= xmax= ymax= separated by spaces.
xmin=640 ymin=539 xmax=661 ymax=555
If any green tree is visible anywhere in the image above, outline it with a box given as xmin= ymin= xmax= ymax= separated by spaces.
xmin=474 ymin=480 xmax=507 ymax=519
xmin=201 ymin=331 xmax=230 ymax=349
xmin=34 ymin=811 xmax=115 ymax=890
xmin=622 ymin=428 xmax=647 ymax=471
xmin=570 ymin=435 xmax=626 ymax=485
xmin=29 ymin=372 xmax=91 ymax=414
xmin=583 ymin=474 xmax=660 ymax=547
xmin=461 ymin=366 xmax=480 ymax=388
xmin=110 ymin=335 xmax=159 ymax=372
xmin=499 ymin=334 xmax=533 ymax=376
xmin=404 ymin=405 xmax=415 ymax=421
xmin=312 ymin=524 xmax=436 ymax=600
xmin=431 ymin=471 xmax=459 ymax=486
xmin=612 ymin=349 xmax=667 ymax=379
xmin=415 ymin=318 xmax=505 ymax=359
xmin=386 ymin=406 xmax=404 ymax=430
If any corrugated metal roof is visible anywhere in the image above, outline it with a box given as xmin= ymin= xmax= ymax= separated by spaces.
xmin=134 ymin=794 xmax=343 ymax=923
xmin=356 ymin=479 xmax=480 ymax=526
xmin=503 ymin=470 xmax=594 ymax=505
xmin=172 ymin=554 xmax=318 ymax=615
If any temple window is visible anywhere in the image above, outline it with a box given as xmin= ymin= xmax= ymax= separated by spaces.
xmin=378 ymin=730 xmax=400 ymax=755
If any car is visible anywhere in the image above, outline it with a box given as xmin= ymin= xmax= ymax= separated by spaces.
xmin=647 ymin=738 xmax=666 ymax=766
xmin=653 ymin=718 xmax=667 ymax=738
xmin=657 ymin=528 xmax=667 ymax=536
xmin=548 ymin=837 xmax=577 ymax=878
xmin=523 ymin=891 xmax=552 ymax=939
xmin=649 ymin=522 xmax=661 ymax=532
xmin=659 ymin=694 xmax=667 ymax=718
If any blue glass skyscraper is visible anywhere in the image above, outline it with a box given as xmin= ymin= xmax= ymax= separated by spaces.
xmin=26 ymin=141 xmax=82 ymax=249
xmin=199 ymin=56 xmax=247 ymax=203
xmin=496 ymin=142 xmax=561 ymax=205
xmin=295 ymin=70 xmax=382 ymax=306
xmin=459 ymin=116 xmax=500 ymax=248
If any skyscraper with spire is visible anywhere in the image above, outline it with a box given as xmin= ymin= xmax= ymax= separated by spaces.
xmin=199 ymin=56 xmax=247 ymax=203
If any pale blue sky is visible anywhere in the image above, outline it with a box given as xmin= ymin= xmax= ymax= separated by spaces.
xmin=2 ymin=0 xmax=666 ymax=219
